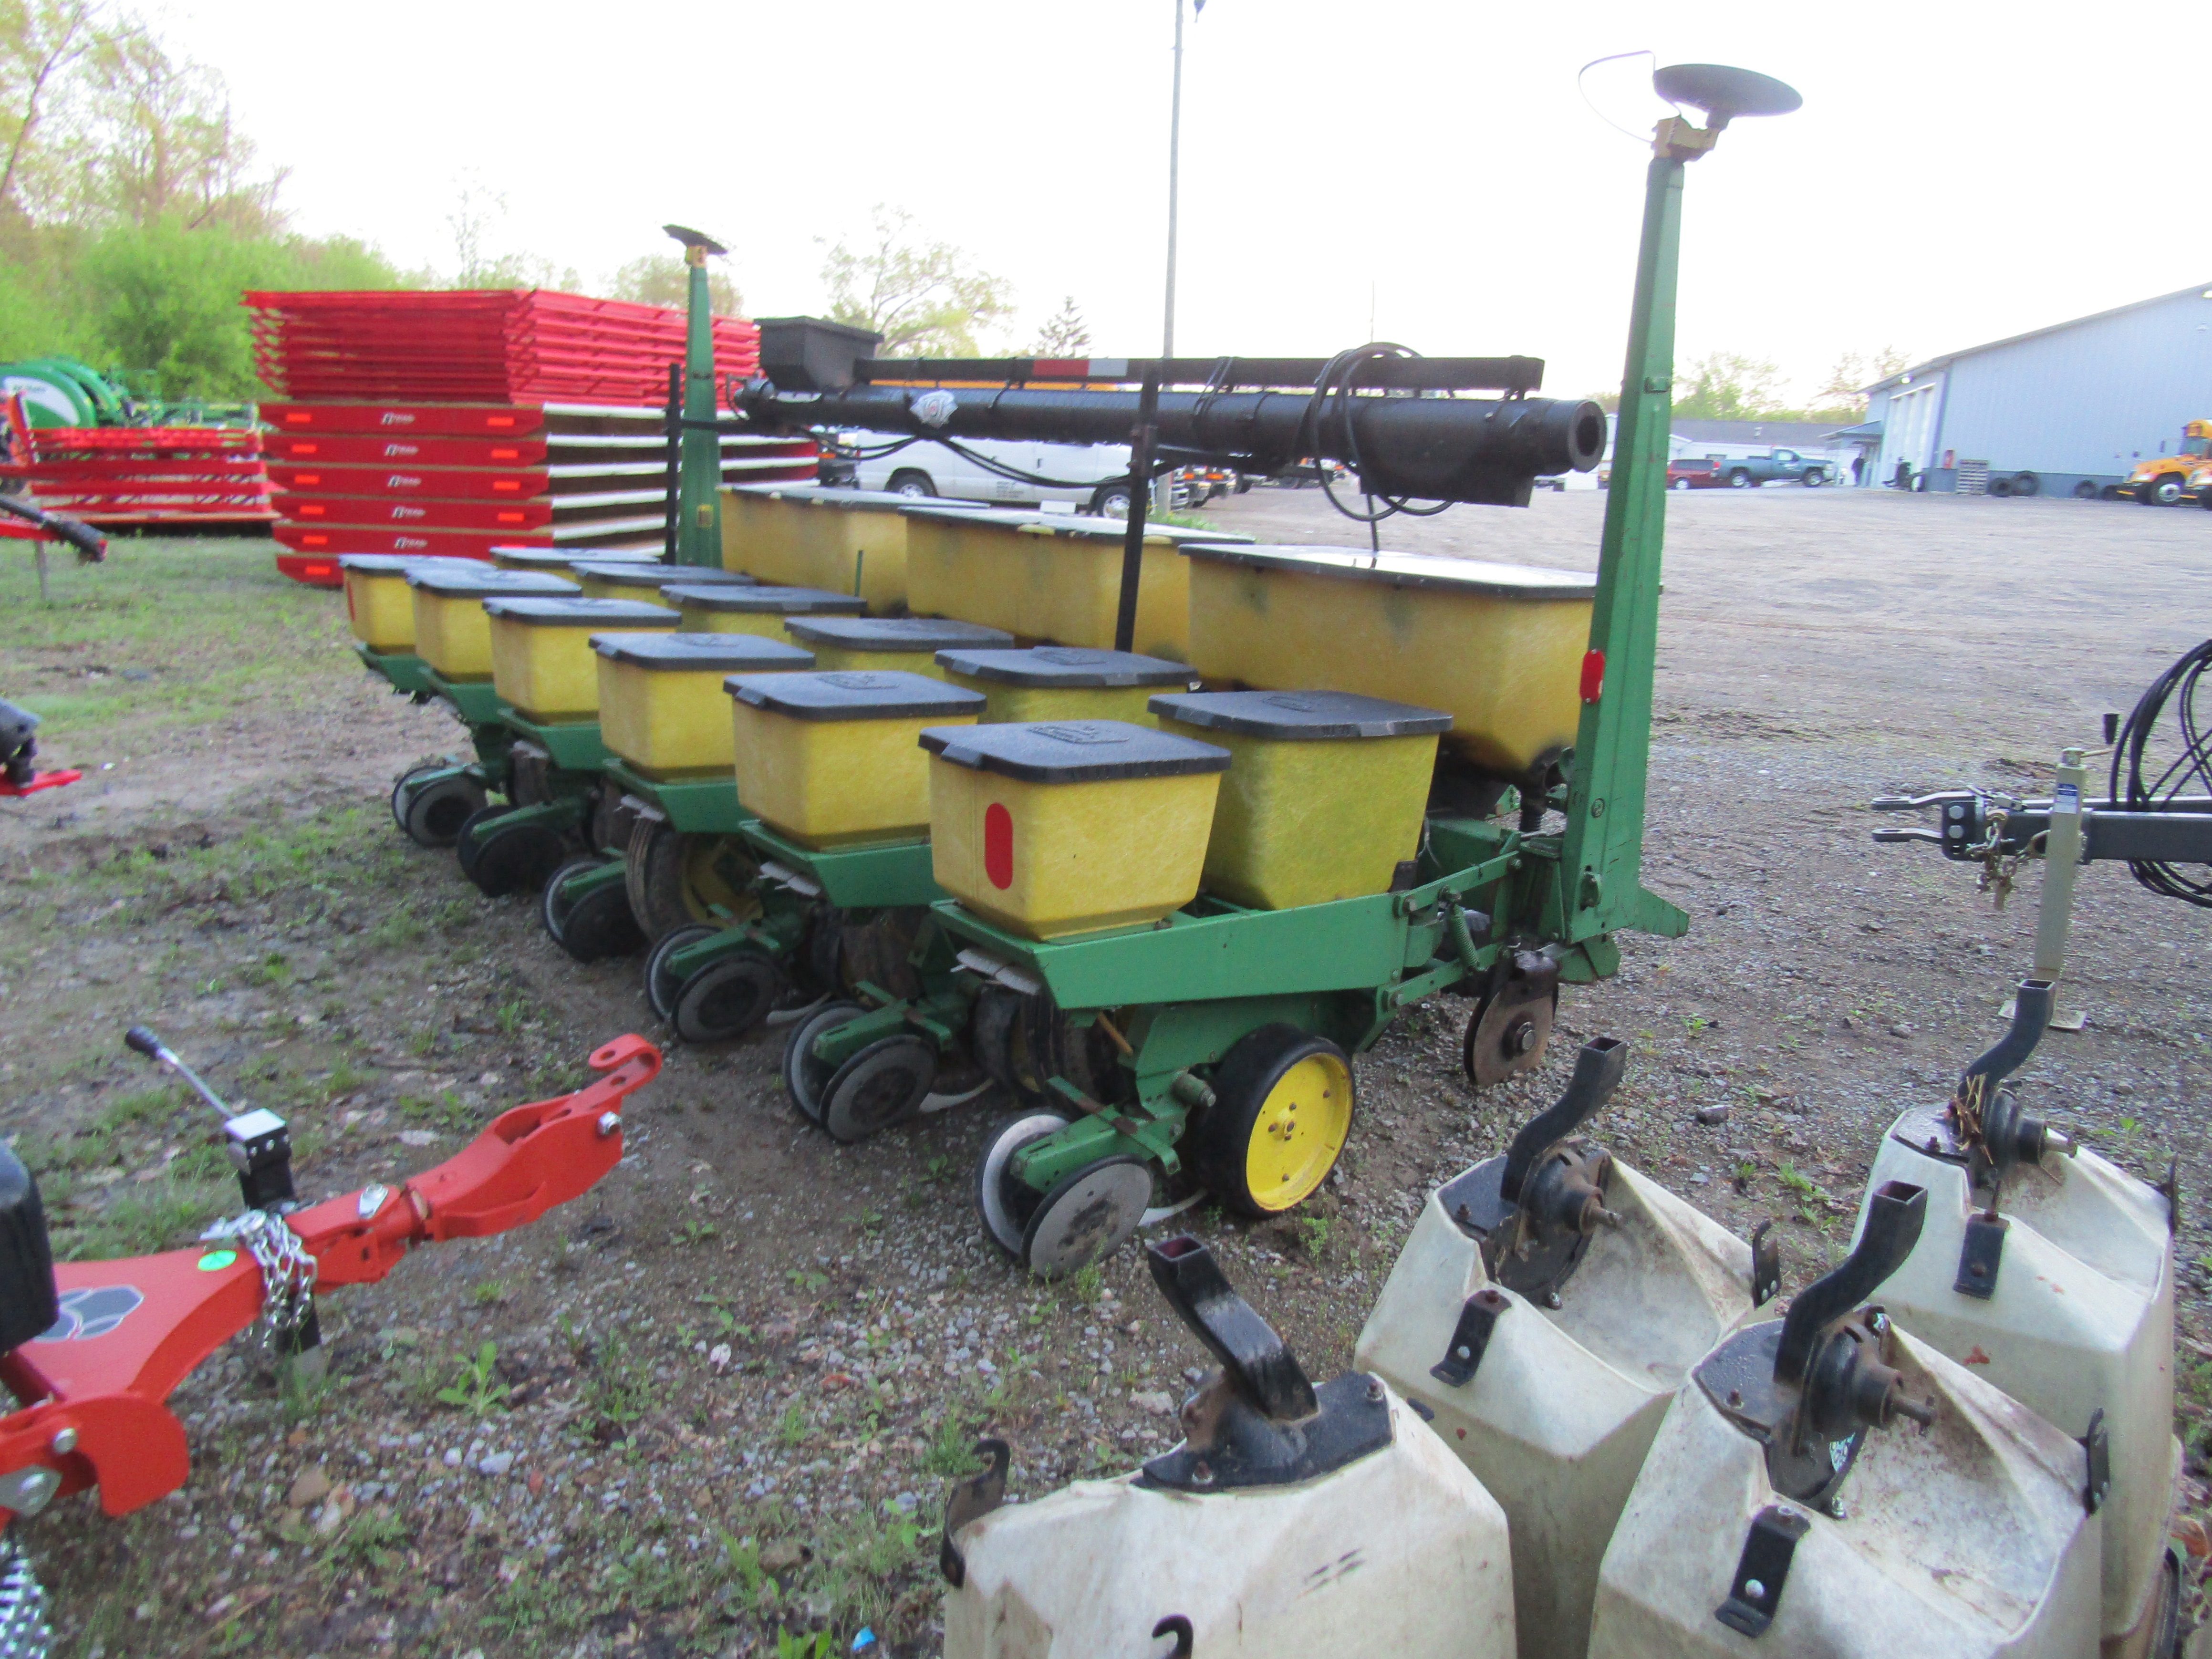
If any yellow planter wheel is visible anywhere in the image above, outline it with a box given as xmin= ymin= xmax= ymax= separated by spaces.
xmin=624 ymin=820 xmax=762 ymax=940
xmin=1191 ymin=1025 xmax=1356 ymax=1217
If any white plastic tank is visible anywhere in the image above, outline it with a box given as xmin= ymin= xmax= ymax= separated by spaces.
xmin=1589 ymin=1180 xmax=2104 ymax=1658
xmin=1852 ymin=982 xmax=2178 ymax=1653
xmin=1356 ymin=1037 xmax=1757 ymax=1659
xmin=943 ymin=1236 xmax=1517 ymax=1659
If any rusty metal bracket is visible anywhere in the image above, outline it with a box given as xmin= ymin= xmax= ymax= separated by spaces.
xmin=936 ymin=1438 xmax=1009 ymax=1588
xmin=1714 ymin=1503 xmax=1810 ymax=1638
xmin=1750 ymin=1220 xmax=1781 ymax=1308
xmin=1430 ymin=1288 xmax=1511 ymax=1388
xmin=2082 ymin=1410 xmax=2111 ymax=1515
xmin=1952 ymin=1212 xmax=2007 ymax=1300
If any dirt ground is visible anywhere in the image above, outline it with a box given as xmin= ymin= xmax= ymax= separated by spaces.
xmin=5 ymin=484 xmax=2209 ymax=1658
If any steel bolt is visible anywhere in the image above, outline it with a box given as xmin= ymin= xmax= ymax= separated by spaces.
xmin=1190 ymin=1460 xmax=1213 ymax=1487
xmin=1543 ymin=1291 xmax=1563 ymax=1310
xmin=1366 ymin=1378 xmax=1384 ymax=1403
xmin=48 ymin=1428 xmax=76 ymax=1456
xmin=596 ymin=1111 xmax=621 ymax=1138
xmin=1743 ymin=1579 xmax=1765 ymax=1600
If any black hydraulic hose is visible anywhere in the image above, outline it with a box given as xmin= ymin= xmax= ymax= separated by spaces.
xmin=2109 ymin=637 xmax=2212 ymax=908
xmin=0 ymin=493 xmax=105 ymax=562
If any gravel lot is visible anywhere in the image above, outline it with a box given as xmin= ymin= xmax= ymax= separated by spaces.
xmin=6 ymin=484 xmax=2208 ymax=1657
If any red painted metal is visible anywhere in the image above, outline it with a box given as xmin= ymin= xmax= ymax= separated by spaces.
xmin=245 ymin=290 xmax=761 ymax=404
xmin=0 ymin=770 xmax=80 ymax=797
xmin=274 ymin=491 xmax=555 ymax=532
xmin=268 ymin=461 xmax=550 ymax=501
xmin=0 ymin=401 xmax=274 ymax=527
xmin=1 ymin=1036 xmax=658 ymax=1522
xmin=266 ymin=433 xmax=548 ymax=467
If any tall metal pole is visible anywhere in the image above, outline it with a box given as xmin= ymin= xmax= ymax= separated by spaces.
xmin=1550 ymin=141 xmax=1696 ymax=953
xmin=1163 ymin=0 xmax=1183 ymax=359
xmin=678 ymin=244 xmax=722 ymax=567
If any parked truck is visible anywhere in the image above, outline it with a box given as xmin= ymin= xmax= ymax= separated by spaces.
xmin=1712 ymin=446 xmax=1831 ymax=487
xmin=2119 ymin=418 xmax=2212 ymax=504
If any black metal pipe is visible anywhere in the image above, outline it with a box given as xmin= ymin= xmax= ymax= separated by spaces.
xmin=1114 ymin=369 xmax=1161 ymax=654
xmin=738 ymin=382 xmax=1606 ymax=508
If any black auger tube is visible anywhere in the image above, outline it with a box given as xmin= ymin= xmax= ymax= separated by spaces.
xmin=1774 ymin=1181 xmax=1926 ymax=1384
xmin=1957 ymin=979 xmax=2054 ymax=1104
xmin=738 ymin=383 xmax=1608 ymax=507
xmin=1499 ymin=1037 xmax=1629 ymax=1204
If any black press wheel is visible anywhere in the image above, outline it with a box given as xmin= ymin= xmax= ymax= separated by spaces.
xmin=399 ymin=771 xmax=485 ymax=849
xmin=1020 ymin=1155 xmax=1154 ymax=1279
xmin=673 ymin=948 xmax=784 ymax=1045
xmin=887 ymin=468 xmax=936 ymax=499
xmin=467 ymin=817 xmax=570 ymax=897
xmin=453 ymin=804 xmax=512 ymax=882
xmin=1728 ymin=469 xmax=1751 ymax=488
xmin=782 ymin=1000 xmax=864 ymax=1125
xmin=553 ymin=872 xmax=645 ymax=964
xmin=644 ymin=923 xmax=718 ymax=1021
xmin=975 ymin=1109 xmax=1072 ymax=1257
xmin=1186 ymin=1025 xmax=1355 ymax=1220
xmin=540 ymin=857 xmax=602 ymax=944
xmin=821 ymin=1035 xmax=938 ymax=1143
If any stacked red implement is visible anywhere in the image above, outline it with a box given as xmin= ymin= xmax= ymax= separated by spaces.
xmin=0 ymin=401 xmax=273 ymax=528
xmin=247 ymin=289 xmax=811 ymax=585
xmin=244 ymin=289 xmax=762 ymax=404
xmin=264 ymin=400 xmax=816 ymax=586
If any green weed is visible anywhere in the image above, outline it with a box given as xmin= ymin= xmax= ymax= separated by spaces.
xmin=435 ymin=1341 xmax=510 ymax=1416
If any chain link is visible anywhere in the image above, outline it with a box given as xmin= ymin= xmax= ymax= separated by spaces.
xmin=204 ymin=1209 xmax=318 ymax=1348
xmin=0 ymin=1534 xmax=49 ymax=1659
xmin=1971 ymin=807 xmax=2022 ymax=910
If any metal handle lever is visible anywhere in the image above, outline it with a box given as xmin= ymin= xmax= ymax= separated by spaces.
xmin=1958 ymin=980 xmax=2053 ymax=1104
xmin=1500 ymin=1037 xmax=1628 ymax=1205
xmin=1146 ymin=1235 xmax=1317 ymax=1422
xmin=1869 ymin=828 xmax=1943 ymax=845
xmin=1775 ymin=1181 xmax=1925 ymax=1384
xmin=1869 ymin=790 xmax=1980 ymax=811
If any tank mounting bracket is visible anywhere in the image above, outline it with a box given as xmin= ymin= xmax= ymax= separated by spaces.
xmin=1429 ymin=1288 xmax=1511 ymax=1388
xmin=1713 ymin=1503 xmax=1810 ymax=1638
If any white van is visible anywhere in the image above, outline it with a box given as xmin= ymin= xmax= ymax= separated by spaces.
xmin=843 ymin=432 xmax=1153 ymax=515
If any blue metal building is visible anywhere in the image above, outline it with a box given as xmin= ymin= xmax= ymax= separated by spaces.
xmin=1864 ymin=280 xmax=2212 ymax=497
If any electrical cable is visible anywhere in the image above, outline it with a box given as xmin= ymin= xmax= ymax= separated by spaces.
xmin=1298 ymin=344 xmax=1460 ymax=528
xmin=2107 ymin=636 xmax=2212 ymax=908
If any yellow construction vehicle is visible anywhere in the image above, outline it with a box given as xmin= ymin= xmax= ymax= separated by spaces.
xmin=2118 ymin=417 xmax=2212 ymax=503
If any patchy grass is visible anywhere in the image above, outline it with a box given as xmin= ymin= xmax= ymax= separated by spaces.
xmin=0 ymin=536 xmax=348 ymax=744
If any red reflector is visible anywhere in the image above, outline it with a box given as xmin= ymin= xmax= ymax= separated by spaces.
xmin=283 ymin=412 xmax=309 ymax=424
xmin=304 ymin=563 xmax=337 ymax=581
xmin=1579 ymin=649 xmax=1605 ymax=704
xmin=496 ymin=511 xmax=523 ymax=523
xmin=297 ymin=473 xmax=320 ymax=486
xmin=301 ymin=534 xmax=327 ymax=547
xmin=488 ymin=416 xmax=516 ymax=428
xmin=492 ymin=481 xmax=519 ymax=492
xmin=984 ymin=802 xmax=1015 ymax=890
xmin=491 ymin=448 xmax=520 ymax=460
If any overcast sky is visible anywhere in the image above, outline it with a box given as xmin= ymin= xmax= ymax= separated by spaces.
xmin=152 ymin=0 xmax=2204 ymax=402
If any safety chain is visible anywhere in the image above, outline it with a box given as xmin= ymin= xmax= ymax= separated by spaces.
xmin=1971 ymin=808 xmax=2022 ymax=911
xmin=0 ymin=1533 xmax=49 ymax=1659
xmin=205 ymin=1209 xmax=318 ymax=1348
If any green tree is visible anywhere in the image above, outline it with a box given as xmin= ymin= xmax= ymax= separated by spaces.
xmin=819 ymin=204 xmax=1012 ymax=355
xmin=1028 ymin=295 xmax=1090 ymax=357
xmin=75 ymin=218 xmax=395 ymax=397
xmin=1671 ymin=351 xmax=1790 ymax=420
xmin=1815 ymin=346 xmax=1911 ymax=415
xmin=608 ymin=251 xmax=742 ymax=316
